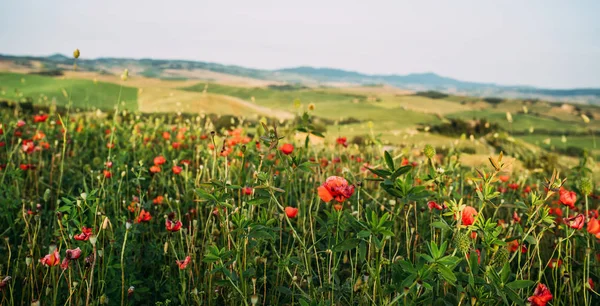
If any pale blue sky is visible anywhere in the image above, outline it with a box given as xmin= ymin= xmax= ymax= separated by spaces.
xmin=1 ymin=0 xmax=599 ymax=88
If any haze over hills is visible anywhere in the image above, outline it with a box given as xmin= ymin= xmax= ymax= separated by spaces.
xmin=2 ymin=53 xmax=599 ymax=104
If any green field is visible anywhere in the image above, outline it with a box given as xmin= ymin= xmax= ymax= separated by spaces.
xmin=448 ymin=109 xmax=589 ymax=133
xmin=0 ymin=72 xmax=138 ymax=110
xmin=183 ymin=82 xmax=442 ymax=134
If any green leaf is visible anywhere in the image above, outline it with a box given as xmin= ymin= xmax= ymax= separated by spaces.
xmin=277 ymin=286 xmax=293 ymax=295
xmin=506 ymin=280 xmax=535 ymax=290
xmin=367 ymin=167 xmax=391 ymax=178
xmin=248 ymin=197 xmax=270 ymax=206
xmin=430 ymin=221 xmax=451 ymax=231
xmin=332 ymin=238 xmax=360 ymax=252
xmin=505 ymin=288 xmax=525 ymax=306
xmin=524 ymin=235 xmax=538 ymax=245
xmin=196 ymin=188 xmax=217 ymax=202
xmin=398 ymin=260 xmax=417 ymax=274
xmin=357 ymin=230 xmax=371 ymax=238
xmin=391 ymin=165 xmax=412 ymax=179
xmin=384 ymin=151 xmax=394 ymax=171
xmin=468 ymin=251 xmax=479 ymax=275
xmin=500 ymin=262 xmax=511 ymax=284
xmin=437 ymin=265 xmax=457 ymax=285
xmin=248 ymin=229 xmax=275 ymax=240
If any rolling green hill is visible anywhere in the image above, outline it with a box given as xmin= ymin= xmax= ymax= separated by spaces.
xmin=0 ymin=72 xmax=138 ymax=110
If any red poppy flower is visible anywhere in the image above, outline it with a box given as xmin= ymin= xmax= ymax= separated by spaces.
xmin=548 ymin=258 xmax=562 ymax=269
xmin=512 ymin=211 xmax=521 ymax=223
xmin=336 ymin=137 xmax=348 ymax=147
xmin=498 ymin=175 xmax=509 ymax=183
xmin=176 ymin=256 xmax=191 ymax=270
xmin=153 ymin=195 xmax=164 ymax=205
xmin=17 ymin=120 xmax=26 ymax=127
xmin=19 ymin=164 xmax=30 ymax=171
xmin=40 ymin=249 xmax=60 ymax=267
xmin=528 ymin=283 xmax=552 ymax=306
xmin=66 ymin=247 xmax=82 ymax=260
xmin=285 ymin=207 xmax=298 ymax=218
xmin=564 ymin=214 xmax=584 ymax=229
xmin=154 ymin=156 xmax=166 ymax=166
xmin=22 ymin=139 xmax=35 ymax=154
xmin=74 ymin=227 xmax=93 ymax=241
xmin=559 ymin=189 xmax=577 ymax=209
xmin=137 ymin=209 xmax=152 ymax=223
xmin=33 ymin=114 xmax=48 ymax=123
xmin=589 ymin=209 xmax=599 ymax=219
xmin=508 ymin=183 xmax=519 ymax=190
xmin=162 ymin=131 xmax=171 ymax=140
xmin=333 ymin=204 xmax=343 ymax=211
xmin=589 ymin=278 xmax=595 ymax=290
xmin=165 ymin=219 xmax=183 ymax=232
xmin=317 ymin=176 xmax=355 ymax=203
xmin=507 ymin=240 xmax=527 ymax=253
xmin=105 ymin=161 xmax=113 ymax=168
xmin=150 ymin=165 xmax=161 ymax=173
xmin=242 ymin=187 xmax=253 ymax=195
xmin=524 ymin=185 xmax=532 ymax=193
xmin=172 ymin=166 xmax=182 ymax=175
xmin=401 ymin=157 xmax=409 ymax=166
xmin=61 ymin=247 xmax=83 ymax=270
xmin=461 ymin=206 xmax=478 ymax=226
xmin=427 ymin=201 xmax=443 ymax=211
xmin=587 ymin=218 xmax=600 ymax=238
xmin=103 ymin=170 xmax=112 ymax=178
xmin=280 ymin=143 xmax=294 ymax=155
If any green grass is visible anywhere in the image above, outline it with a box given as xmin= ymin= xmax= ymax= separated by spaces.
xmin=183 ymin=82 xmax=440 ymax=125
xmin=448 ymin=109 xmax=588 ymax=133
xmin=0 ymin=72 xmax=138 ymax=111
xmin=517 ymin=134 xmax=598 ymax=152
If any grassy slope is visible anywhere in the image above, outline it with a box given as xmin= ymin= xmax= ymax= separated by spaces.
xmin=1 ymin=69 xmax=597 ymax=153
xmin=0 ymin=72 xmax=138 ymax=110
xmin=181 ymin=82 xmax=600 ymax=153
xmin=183 ymin=83 xmax=440 ymax=123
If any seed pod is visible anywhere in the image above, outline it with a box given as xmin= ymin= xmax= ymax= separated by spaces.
xmin=492 ymin=248 xmax=509 ymax=268
xmin=454 ymin=232 xmax=471 ymax=255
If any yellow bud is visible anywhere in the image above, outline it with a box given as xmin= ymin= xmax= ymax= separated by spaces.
xmin=73 ymin=49 xmax=80 ymax=59
xmin=582 ymin=114 xmax=591 ymax=124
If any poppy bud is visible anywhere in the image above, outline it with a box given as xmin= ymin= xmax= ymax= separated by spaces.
xmin=423 ymin=144 xmax=435 ymax=159
xmin=250 ymin=294 xmax=259 ymax=305
xmin=454 ymin=232 xmax=471 ymax=255
xmin=580 ymin=178 xmax=593 ymax=196
xmin=89 ymin=235 xmax=97 ymax=246
xmin=121 ymin=69 xmax=129 ymax=81
xmin=73 ymin=49 xmax=80 ymax=59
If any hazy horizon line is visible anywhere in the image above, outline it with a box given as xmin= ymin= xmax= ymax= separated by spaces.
xmin=2 ymin=51 xmax=598 ymax=91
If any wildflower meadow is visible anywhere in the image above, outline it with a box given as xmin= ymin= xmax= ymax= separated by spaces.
xmin=0 ymin=51 xmax=599 ymax=306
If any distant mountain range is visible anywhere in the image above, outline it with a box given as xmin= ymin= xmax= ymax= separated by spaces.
xmin=2 ymin=53 xmax=599 ymax=104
